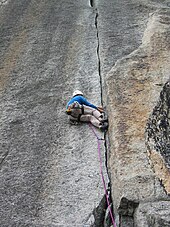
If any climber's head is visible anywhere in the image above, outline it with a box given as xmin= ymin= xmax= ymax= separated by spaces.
xmin=72 ymin=90 xmax=83 ymax=97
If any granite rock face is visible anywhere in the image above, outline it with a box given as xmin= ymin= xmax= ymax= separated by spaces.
xmin=1 ymin=0 xmax=170 ymax=227
xmin=104 ymin=5 xmax=170 ymax=227
xmin=0 ymin=0 xmax=108 ymax=226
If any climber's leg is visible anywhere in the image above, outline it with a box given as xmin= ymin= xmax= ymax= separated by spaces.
xmin=80 ymin=114 xmax=101 ymax=128
xmin=83 ymin=105 xmax=103 ymax=121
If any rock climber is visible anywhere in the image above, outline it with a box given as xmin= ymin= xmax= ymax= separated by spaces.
xmin=66 ymin=90 xmax=108 ymax=131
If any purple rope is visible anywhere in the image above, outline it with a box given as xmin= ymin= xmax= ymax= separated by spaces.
xmin=89 ymin=124 xmax=117 ymax=227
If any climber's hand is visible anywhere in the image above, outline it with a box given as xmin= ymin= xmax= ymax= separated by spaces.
xmin=97 ymin=106 xmax=104 ymax=113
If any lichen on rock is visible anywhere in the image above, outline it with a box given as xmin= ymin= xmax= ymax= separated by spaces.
xmin=146 ymin=81 xmax=170 ymax=194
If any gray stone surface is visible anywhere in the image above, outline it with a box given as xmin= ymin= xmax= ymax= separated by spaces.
xmin=97 ymin=0 xmax=170 ymax=102
xmin=103 ymin=2 xmax=170 ymax=227
xmin=0 ymin=0 xmax=108 ymax=226
xmin=97 ymin=0 xmax=149 ymax=76
xmin=1 ymin=0 xmax=170 ymax=226
xmin=0 ymin=0 xmax=9 ymax=6
xmin=134 ymin=201 xmax=170 ymax=227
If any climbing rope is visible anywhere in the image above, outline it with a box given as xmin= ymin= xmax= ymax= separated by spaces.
xmin=89 ymin=123 xmax=117 ymax=227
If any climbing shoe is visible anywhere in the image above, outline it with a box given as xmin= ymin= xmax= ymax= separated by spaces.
xmin=100 ymin=118 xmax=108 ymax=123
xmin=99 ymin=123 xmax=108 ymax=132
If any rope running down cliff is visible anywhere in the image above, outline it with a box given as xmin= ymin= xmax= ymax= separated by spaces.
xmin=89 ymin=123 xmax=117 ymax=227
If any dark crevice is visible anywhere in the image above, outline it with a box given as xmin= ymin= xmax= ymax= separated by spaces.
xmin=90 ymin=0 xmax=94 ymax=8
xmin=91 ymin=192 xmax=113 ymax=227
xmin=105 ymin=203 xmax=114 ymax=227
xmin=91 ymin=195 xmax=107 ymax=227
xmin=118 ymin=197 xmax=139 ymax=227
xmin=95 ymin=9 xmax=103 ymax=106
xmin=94 ymin=6 xmax=114 ymax=227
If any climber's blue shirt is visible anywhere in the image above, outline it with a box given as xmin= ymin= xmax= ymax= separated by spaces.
xmin=66 ymin=95 xmax=97 ymax=109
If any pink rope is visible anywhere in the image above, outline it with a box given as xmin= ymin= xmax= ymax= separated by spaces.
xmin=89 ymin=124 xmax=117 ymax=227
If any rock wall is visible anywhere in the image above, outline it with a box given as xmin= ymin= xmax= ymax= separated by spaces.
xmin=104 ymin=4 xmax=170 ymax=227
xmin=1 ymin=0 xmax=170 ymax=227
xmin=0 ymin=0 xmax=108 ymax=226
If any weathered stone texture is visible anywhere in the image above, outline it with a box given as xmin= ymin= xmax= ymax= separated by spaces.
xmin=0 ymin=0 xmax=9 ymax=6
xmin=105 ymin=5 xmax=170 ymax=227
xmin=146 ymin=81 xmax=170 ymax=194
xmin=0 ymin=0 xmax=108 ymax=226
xmin=1 ymin=0 xmax=170 ymax=226
xmin=134 ymin=201 xmax=170 ymax=226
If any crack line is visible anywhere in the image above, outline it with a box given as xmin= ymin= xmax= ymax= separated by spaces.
xmin=95 ymin=9 xmax=103 ymax=106
xmin=94 ymin=7 xmax=115 ymax=227
xmin=90 ymin=0 xmax=93 ymax=8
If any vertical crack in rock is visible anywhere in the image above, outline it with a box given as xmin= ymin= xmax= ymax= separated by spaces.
xmin=90 ymin=0 xmax=94 ymax=8
xmin=92 ymin=6 xmax=114 ymax=227
xmin=95 ymin=9 xmax=103 ymax=106
xmin=146 ymin=81 xmax=170 ymax=194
